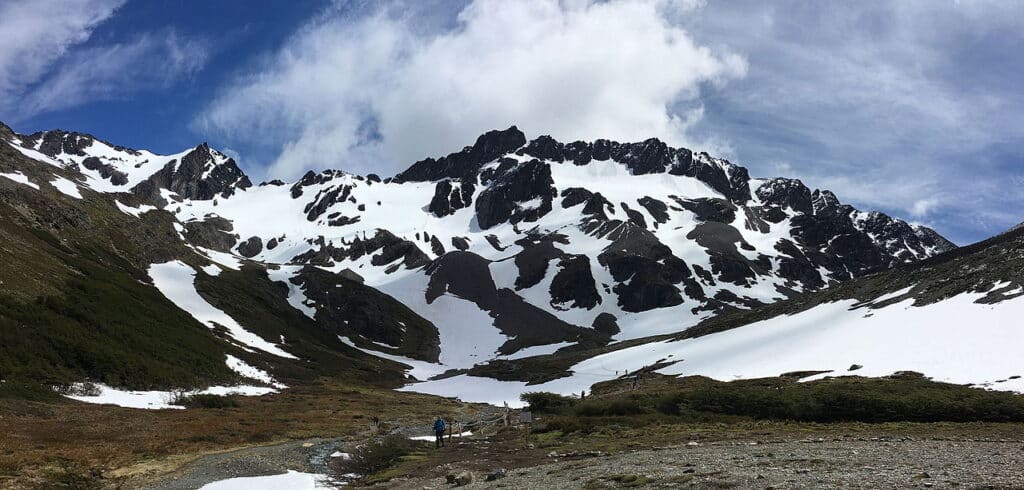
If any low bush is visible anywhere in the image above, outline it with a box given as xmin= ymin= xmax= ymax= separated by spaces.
xmin=686 ymin=378 xmax=1024 ymax=423
xmin=331 ymin=434 xmax=417 ymax=477
xmin=171 ymin=393 xmax=239 ymax=409
xmin=574 ymin=397 xmax=645 ymax=417
xmin=525 ymin=376 xmax=1024 ymax=426
xmin=521 ymin=391 xmax=577 ymax=414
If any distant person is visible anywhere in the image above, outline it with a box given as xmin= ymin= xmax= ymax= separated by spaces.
xmin=433 ymin=416 xmax=447 ymax=448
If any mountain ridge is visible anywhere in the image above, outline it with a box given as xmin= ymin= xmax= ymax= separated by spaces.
xmin=0 ymin=120 xmax=960 ymax=402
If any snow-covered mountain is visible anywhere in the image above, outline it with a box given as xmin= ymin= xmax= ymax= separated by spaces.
xmin=0 ymin=121 xmax=963 ymax=404
xmin=414 ymin=223 xmax=1024 ymax=406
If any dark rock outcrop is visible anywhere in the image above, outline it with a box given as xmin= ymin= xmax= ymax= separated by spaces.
xmin=396 ymin=126 xmax=527 ymax=183
xmin=237 ymin=236 xmax=263 ymax=258
xmin=428 ymin=180 xmax=475 ymax=217
xmin=549 ymin=254 xmax=601 ymax=309
xmin=183 ymin=216 xmax=237 ymax=252
xmin=475 ymin=159 xmax=556 ymax=229
xmin=134 ymin=144 xmax=252 ymax=202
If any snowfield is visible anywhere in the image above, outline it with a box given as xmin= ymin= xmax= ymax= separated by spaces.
xmin=199 ymin=470 xmax=329 ymax=489
xmin=64 ymin=382 xmax=279 ymax=410
xmin=401 ymin=291 xmax=1024 ymax=407
xmin=0 ymin=170 xmax=39 ymax=189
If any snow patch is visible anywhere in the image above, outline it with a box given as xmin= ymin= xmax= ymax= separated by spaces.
xmin=49 ymin=175 xmax=83 ymax=198
xmin=64 ymin=382 xmax=278 ymax=410
xmin=409 ymin=431 xmax=472 ymax=441
xmin=199 ymin=470 xmax=330 ymax=489
xmin=115 ymin=200 xmax=156 ymax=217
xmin=225 ymin=355 xmax=286 ymax=388
xmin=267 ymin=265 xmax=317 ymax=319
xmin=0 ymin=171 xmax=39 ymax=190
xmin=148 ymin=261 xmax=296 ymax=358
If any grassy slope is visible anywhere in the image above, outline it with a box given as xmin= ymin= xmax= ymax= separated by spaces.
xmin=0 ymin=144 xmax=235 ymax=389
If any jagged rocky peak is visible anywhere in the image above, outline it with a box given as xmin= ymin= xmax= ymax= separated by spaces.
xmin=394 ymin=129 xmax=754 ymax=206
xmin=130 ymin=142 xmax=252 ymax=202
xmin=0 ymin=121 xmax=15 ymax=141
xmin=395 ymin=126 xmax=527 ymax=183
xmin=755 ymin=178 xmax=813 ymax=214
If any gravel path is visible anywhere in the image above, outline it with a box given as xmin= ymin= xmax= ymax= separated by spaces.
xmin=138 ymin=437 xmax=347 ymax=490
xmin=389 ymin=437 xmax=1024 ymax=489
xmin=135 ymin=406 xmax=507 ymax=489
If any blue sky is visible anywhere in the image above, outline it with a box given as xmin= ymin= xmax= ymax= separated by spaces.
xmin=1 ymin=0 xmax=1022 ymax=245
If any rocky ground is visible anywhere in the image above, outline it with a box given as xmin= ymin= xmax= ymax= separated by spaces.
xmin=389 ymin=436 xmax=1024 ymax=489
xmin=137 ymin=438 xmax=349 ymax=490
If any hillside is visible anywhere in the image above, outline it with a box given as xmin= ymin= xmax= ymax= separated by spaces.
xmin=0 ymin=121 xmax=955 ymax=404
xmin=427 ymin=220 xmax=1024 ymax=405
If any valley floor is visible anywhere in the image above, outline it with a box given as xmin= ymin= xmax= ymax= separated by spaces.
xmin=6 ymin=380 xmax=1024 ymax=489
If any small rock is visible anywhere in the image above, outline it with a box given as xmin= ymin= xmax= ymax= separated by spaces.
xmin=687 ymin=441 xmax=700 ymax=447
xmin=451 ymin=471 xmax=475 ymax=486
xmin=485 ymin=469 xmax=507 ymax=481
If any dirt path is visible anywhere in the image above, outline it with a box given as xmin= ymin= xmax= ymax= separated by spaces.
xmin=135 ymin=437 xmax=347 ymax=489
xmin=132 ymin=405 xmax=508 ymax=489
xmin=388 ymin=437 xmax=1024 ymax=489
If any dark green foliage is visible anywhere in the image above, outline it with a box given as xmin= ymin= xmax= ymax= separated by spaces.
xmin=331 ymin=434 xmax=417 ymax=477
xmin=686 ymin=377 xmax=1024 ymax=423
xmin=574 ymin=397 xmax=644 ymax=417
xmin=526 ymin=376 xmax=1024 ymax=426
xmin=0 ymin=249 xmax=232 ymax=389
xmin=172 ymin=393 xmax=239 ymax=409
xmin=521 ymin=391 xmax=577 ymax=414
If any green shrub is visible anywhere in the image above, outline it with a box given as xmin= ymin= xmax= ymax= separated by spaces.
xmin=331 ymin=434 xmax=416 ymax=477
xmin=683 ymin=377 xmax=1024 ymax=423
xmin=521 ymin=392 xmax=577 ymax=414
xmin=574 ymin=397 xmax=645 ymax=417
xmin=172 ymin=393 xmax=239 ymax=409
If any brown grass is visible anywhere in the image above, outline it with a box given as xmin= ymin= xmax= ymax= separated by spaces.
xmin=0 ymin=378 xmax=476 ymax=488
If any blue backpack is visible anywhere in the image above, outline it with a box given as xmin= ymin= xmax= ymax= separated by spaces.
xmin=434 ymin=419 xmax=445 ymax=433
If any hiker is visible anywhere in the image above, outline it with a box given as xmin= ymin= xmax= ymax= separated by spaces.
xmin=433 ymin=416 xmax=447 ymax=448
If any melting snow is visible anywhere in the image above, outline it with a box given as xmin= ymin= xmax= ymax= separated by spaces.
xmin=199 ymin=470 xmax=330 ymax=489
xmin=339 ymin=336 xmax=447 ymax=381
xmin=148 ymin=261 xmax=296 ymax=358
xmin=115 ymin=200 xmax=157 ymax=217
xmin=0 ymin=170 xmax=39 ymax=189
xmin=267 ymin=265 xmax=317 ymax=319
xmin=49 ymin=175 xmax=83 ymax=199
xmin=409 ymin=431 xmax=472 ymax=441
xmin=402 ymin=292 xmax=1024 ymax=407
xmin=64 ymin=382 xmax=278 ymax=410
xmin=225 ymin=355 xmax=286 ymax=388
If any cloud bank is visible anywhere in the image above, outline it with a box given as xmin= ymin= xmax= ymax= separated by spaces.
xmin=0 ymin=0 xmax=124 ymax=103
xmin=198 ymin=0 xmax=747 ymax=179
xmin=0 ymin=0 xmax=208 ymax=119
xmin=679 ymin=1 xmax=1024 ymax=243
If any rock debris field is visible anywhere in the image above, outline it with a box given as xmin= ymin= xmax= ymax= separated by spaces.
xmin=390 ymin=437 xmax=1024 ymax=489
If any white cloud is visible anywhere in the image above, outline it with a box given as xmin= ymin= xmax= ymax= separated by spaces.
xmin=199 ymin=0 xmax=747 ymax=179
xmin=910 ymin=198 xmax=940 ymax=218
xmin=0 ymin=1 xmax=208 ymax=120
xmin=19 ymin=31 xmax=209 ymax=116
xmin=0 ymin=0 xmax=125 ymax=105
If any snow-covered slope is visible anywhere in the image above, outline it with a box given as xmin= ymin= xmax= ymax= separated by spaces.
xmin=408 ymin=225 xmax=1024 ymax=406
xmin=0 ymin=122 xmax=959 ymax=396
